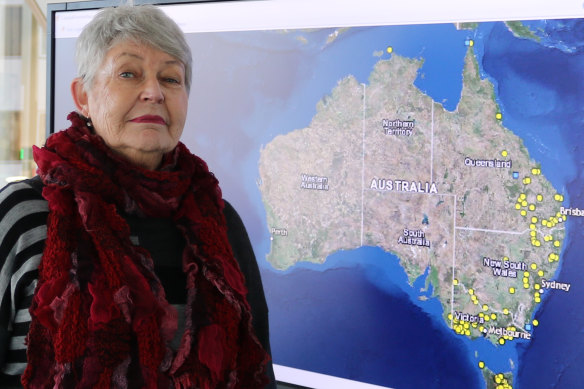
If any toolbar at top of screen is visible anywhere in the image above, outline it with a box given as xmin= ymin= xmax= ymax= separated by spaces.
xmin=54 ymin=0 xmax=584 ymax=39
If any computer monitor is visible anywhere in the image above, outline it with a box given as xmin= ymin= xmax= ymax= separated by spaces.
xmin=47 ymin=1 xmax=584 ymax=387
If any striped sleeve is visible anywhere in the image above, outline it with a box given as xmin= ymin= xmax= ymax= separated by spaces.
xmin=0 ymin=179 xmax=48 ymax=382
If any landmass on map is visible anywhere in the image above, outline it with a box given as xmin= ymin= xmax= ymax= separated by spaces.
xmin=258 ymin=45 xmax=566 ymax=387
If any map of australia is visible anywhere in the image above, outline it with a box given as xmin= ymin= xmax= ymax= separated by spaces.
xmin=258 ymin=46 xmax=566 ymax=388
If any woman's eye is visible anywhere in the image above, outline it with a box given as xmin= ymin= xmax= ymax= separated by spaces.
xmin=163 ymin=77 xmax=180 ymax=84
xmin=120 ymin=71 xmax=135 ymax=78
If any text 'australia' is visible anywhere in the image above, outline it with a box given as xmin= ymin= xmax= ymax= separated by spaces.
xmin=370 ymin=178 xmax=438 ymax=194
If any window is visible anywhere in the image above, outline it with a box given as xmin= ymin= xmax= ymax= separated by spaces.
xmin=0 ymin=0 xmax=46 ymax=183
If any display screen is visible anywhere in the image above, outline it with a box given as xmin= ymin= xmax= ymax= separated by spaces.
xmin=49 ymin=1 xmax=584 ymax=387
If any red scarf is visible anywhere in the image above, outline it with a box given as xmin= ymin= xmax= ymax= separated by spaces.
xmin=22 ymin=112 xmax=270 ymax=388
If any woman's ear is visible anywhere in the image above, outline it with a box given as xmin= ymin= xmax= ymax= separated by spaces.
xmin=71 ymin=77 xmax=90 ymax=117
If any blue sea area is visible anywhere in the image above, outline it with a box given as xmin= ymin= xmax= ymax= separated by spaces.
xmin=263 ymin=247 xmax=484 ymax=389
xmin=477 ymin=22 xmax=580 ymax=192
xmin=479 ymin=20 xmax=584 ymax=388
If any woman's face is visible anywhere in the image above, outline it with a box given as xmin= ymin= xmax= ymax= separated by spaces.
xmin=72 ymin=40 xmax=188 ymax=170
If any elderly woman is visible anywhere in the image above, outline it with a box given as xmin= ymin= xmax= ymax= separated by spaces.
xmin=0 ymin=5 xmax=275 ymax=388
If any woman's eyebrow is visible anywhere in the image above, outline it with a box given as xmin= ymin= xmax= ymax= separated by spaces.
xmin=115 ymin=52 xmax=144 ymax=61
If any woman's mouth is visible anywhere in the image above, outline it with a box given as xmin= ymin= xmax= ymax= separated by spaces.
xmin=130 ymin=115 xmax=166 ymax=125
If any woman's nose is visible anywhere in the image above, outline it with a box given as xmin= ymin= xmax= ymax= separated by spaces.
xmin=140 ymin=77 xmax=164 ymax=103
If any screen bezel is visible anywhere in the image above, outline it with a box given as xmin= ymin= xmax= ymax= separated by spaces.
xmin=45 ymin=1 xmax=584 ymax=388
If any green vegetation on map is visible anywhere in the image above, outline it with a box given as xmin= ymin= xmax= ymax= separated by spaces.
xmin=459 ymin=22 xmax=479 ymax=30
xmin=258 ymin=44 xmax=565 ymax=389
xmin=505 ymin=21 xmax=539 ymax=40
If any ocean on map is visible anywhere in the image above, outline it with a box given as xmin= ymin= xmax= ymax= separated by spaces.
xmin=480 ymin=21 xmax=584 ymax=389
xmin=186 ymin=20 xmax=584 ymax=389
xmin=262 ymin=247 xmax=483 ymax=389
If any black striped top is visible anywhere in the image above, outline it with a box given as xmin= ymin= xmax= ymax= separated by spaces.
xmin=0 ymin=177 xmax=275 ymax=388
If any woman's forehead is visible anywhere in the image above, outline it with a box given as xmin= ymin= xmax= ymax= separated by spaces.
xmin=106 ymin=39 xmax=181 ymax=65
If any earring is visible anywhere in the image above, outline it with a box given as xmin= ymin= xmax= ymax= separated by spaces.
xmin=86 ymin=118 xmax=93 ymax=128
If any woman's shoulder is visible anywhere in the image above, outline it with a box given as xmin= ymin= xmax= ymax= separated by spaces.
xmin=0 ymin=176 xmax=45 ymax=202
xmin=0 ymin=176 xmax=48 ymax=231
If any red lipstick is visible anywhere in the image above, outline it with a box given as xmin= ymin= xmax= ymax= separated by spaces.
xmin=130 ymin=115 xmax=166 ymax=125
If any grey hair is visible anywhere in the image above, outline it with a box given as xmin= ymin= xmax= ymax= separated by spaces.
xmin=75 ymin=4 xmax=192 ymax=93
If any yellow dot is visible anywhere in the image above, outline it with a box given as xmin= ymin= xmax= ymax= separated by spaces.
xmin=387 ymin=46 xmax=393 ymax=54
xmin=479 ymin=361 xmax=485 ymax=369
xmin=491 ymin=313 xmax=497 ymax=320
xmin=554 ymin=194 xmax=561 ymax=201
xmin=534 ymin=240 xmax=541 ymax=247
xmin=469 ymin=289 xmax=474 ymax=295
xmin=484 ymin=315 xmax=490 ymax=322
xmin=496 ymin=113 xmax=503 ymax=120
xmin=469 ymin=40 xmax=475 ymax=47
xmin=530 ymin=263 xmax=537 ymax=270
xmin=521 ymin=200 xmax=528 ymax=207
xmin=524 ymin=177 xmax=532 ymax=184
xmin=519 ymin=193 xmax=526 ymax=200
xmin=554 ymin=240 xmax=561 ymax=247
xmin=521 ymin=210 xmax=527 ymax=216
xmin=530 ymin=224 xmax=536 ymax=230
xmin=537 ymin=194 xmax=543 ymax=202
xmin=524 ymin=271 xmax=530 ymax=277
xmin=535 ymin=297 xmax=541 ymax=303
xmin=501 ymin=150 xmax=508 ymax=157
xmin=482 ymin=304 xmax=489 ymax=311
xmin=524 ymin=283 xmax=530 ymax=289
xmin=503 ymin=308 xmax=509 ymax=315
xmin=453 ymin=278 xmax=459 ymax=285
xmin=523 ymin=277 xmax=529 ymax=284
xmin=531 ymin=216 xmax=538 ymax=223
xmin=542 ymin=220 xmax=548 ymax=226
xmin=503 ymin=256 xmax=509 ymax=261
xmin=530 ymin=231 xmax=536 ymax=237
xmin=529 ymin=204 xmax=536 ymax=211
xmin=499 ymin=338 xmax=506 ymax=345
xmin=533 ymin=319 xmax=539 ymax=326
xmin=538 ymin=270 xmax=544 ymax=277
xmin=534 ymin=283 xmax=540 ymax=290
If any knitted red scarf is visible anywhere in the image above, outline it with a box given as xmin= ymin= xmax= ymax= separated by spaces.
xmin=22 ymin=112 xmax=270 ymax=388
